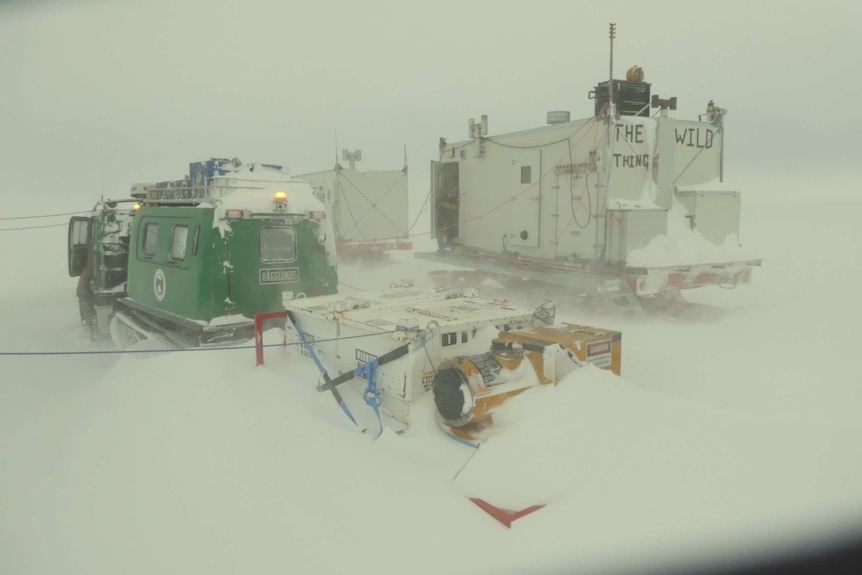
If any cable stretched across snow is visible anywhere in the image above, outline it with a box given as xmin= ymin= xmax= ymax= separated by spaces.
xmin=0 ymin=209 xmax=90 ymax=221
xmin=0 ymin=222 xmax=69 ymax=232
xmin=0 ymin=327 xmax=411 ymax=357
xmin=0 ymin=208 xmax=91 ymax=231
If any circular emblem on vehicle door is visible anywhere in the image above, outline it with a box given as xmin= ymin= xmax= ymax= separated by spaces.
xmin=153 ymin=268 xmax=167 ymax=301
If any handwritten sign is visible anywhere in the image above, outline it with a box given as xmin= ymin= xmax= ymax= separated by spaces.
xmin=674 ymin=127 xmax=715 ymax=149
xmin=614 ymin=124 xmax=645 ymax=144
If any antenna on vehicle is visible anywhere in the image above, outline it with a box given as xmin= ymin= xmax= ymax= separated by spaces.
xmin=402 ymin=144 xmax=408 ymax=174
xmin=608 ymin=22 xmax=616 ymax=118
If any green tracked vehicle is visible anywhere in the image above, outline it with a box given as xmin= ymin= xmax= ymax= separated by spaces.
xmin=68 ymin=158 xmax=339 ymax=348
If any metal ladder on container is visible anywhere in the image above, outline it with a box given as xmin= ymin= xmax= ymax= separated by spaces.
xmin=596 ymin=278 xmax=644 ymax=317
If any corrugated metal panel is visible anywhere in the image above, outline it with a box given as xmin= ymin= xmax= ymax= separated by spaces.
xmin=594 ymin=80 xmax=651 ymax=117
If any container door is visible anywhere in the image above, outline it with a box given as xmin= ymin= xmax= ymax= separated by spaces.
xmin=431 ymin=160 xmax=460 ymax=244
xmin=509 ymin=149 xmax=542 ymax=248
xmin=430 ymin=161 xmax=441 ymax=240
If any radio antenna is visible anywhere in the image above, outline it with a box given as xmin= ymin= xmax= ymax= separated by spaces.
xmin=608 ymin=22 xmax=616 ymax=117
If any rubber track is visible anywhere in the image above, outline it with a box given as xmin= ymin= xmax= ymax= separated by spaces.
xmin=112 ymin=310 xmax=189 ymax=350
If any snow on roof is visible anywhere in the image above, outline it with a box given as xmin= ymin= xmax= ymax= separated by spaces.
xmin=209 ymin=174 xmax=326 ymax=217
xmin=285 ymin=288 xmax=536 ymax=338
xmin=205 ymin=168 xmax=332 ymax=258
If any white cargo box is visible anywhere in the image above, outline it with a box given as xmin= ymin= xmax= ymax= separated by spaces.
xmin=676 ymin=187 xmax=741 ymax=245
xmin=296 ymin=168 xmax=409 ymax=243
xmin=283 ymin=288 xmax=542 ymax=425
xmin=605 ymin=207 xmax=668 ymax=264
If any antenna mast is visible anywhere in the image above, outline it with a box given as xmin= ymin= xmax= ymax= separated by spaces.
xmin=597 ymin=22 xmax=617 ymax=261
xmin=609 ymin=23 xmax=616 ymax=116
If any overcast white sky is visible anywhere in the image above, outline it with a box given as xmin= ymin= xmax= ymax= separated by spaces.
xmin=2 ymin=0 xmax=860 ymax=211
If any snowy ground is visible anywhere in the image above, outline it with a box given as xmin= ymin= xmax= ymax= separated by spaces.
xmin=2 ymin=171 xmax=862 ymax=574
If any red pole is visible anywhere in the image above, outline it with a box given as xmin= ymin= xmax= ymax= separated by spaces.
xmin=254 ymin=311 xmax=288 ymax=366
xmin=255 ymin=314 xmax=264 ymax=366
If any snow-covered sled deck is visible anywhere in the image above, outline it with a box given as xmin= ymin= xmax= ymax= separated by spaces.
xmin=282 ymin=286 xmax=621 ymax=440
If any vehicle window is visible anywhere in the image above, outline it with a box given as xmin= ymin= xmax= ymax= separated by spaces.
xmin=143 ymin=223 xmax=158 ymax=256
xmin=260 ymin=227 xmax=296 ymax=262
xmin=170 ymin=225 xmax=188 ymax=260
xmin=71 ymin=219 xmax=90 ymax=245
xmin=192 ymin=225 xmax=200 ymax=256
